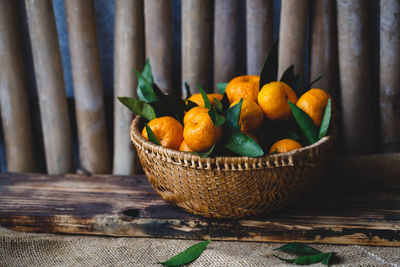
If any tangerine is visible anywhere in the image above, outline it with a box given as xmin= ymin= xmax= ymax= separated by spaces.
xmin=142 ymin=116 xmax=183 ymax=150
xmin=258 ymin=81 xmax=298 ymax=120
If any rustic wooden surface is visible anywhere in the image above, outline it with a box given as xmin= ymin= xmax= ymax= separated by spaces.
xmin=0 ymin=164 xmax=399 ymax=246
xmin=25 ymin=0 xmax=74 ymax=174
xmin=380 ymin=0 xmax=400 ymax=153
xmin=0 ymin=0 xmax=36 ymax=172
xmin=113 ymin=0 xmax=144 ymax=175
xmin=65 ymin=0 xmax=110 ymax=173
xmin=337 ymin=0 xmax=374 ymax=155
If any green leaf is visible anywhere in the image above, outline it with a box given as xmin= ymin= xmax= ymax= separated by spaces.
xmin=225 ymin=98 xmax=243 ymax=133
xmin=275 ymin=252 xmax=335 ymax=266
xmin=214 ymin=97 xmax=223 ymax=112
xmin=280 ymin=65 xmax=302 ymax=96
xmin=216 ymin=82 xmax=228 ymax=94
xmin=220 ymin=93 xmax=230 ymax=111
xmin=185 ymin=100 xmax=198 ymax=111
xmin=309 ymin=73 xmax=323 ymax=88
xmin=192 ymin=145 xmax=215 ymax=159
xmin=117 ymin=97 xmax=156 ymax=121
xmin=158 ymin=240 xmax=210 ymax=266
xmin=321 ymin=252 xmax=335 ymax=266
xmin=280 ymin=65 xmax=295 ymax=83
xmin=319 ymin=98 xmax=332 ymax=139
xmin=289 ymin=101 xmax=319 ymax=145
xmin=271 ymin=148 xmax=278 ymax=155
xmin=259 ymin=40 xmax=278 ymax=90
xmin=142 ymin=59 xmax=154 ymax=84
xmin=145 ymin=124 xmax=161 ymax=146
xmin=184 ymin=82 xmax=192 ymax=99
xmin=152 ymin=82 xmax=167 ymax=99
xmin=208 ymin=108 xmax=226 ymax=127
xmin=197 ymin=84 xmax=211 ymax=109
xmin=291 ymin=74 xmax=302 ymax=96
xmin=224 ymin=132 xmax=264 ymax=157
xmin=274 ymin=242 xmax=321 ymax=255
xmin=136 ymin=71 xmax=158 ymax=103
xmin=151 ymin=95 xmax=186 ymax=123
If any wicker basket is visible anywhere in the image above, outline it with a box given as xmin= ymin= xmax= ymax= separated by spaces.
xmin=130 ymin=116 xmax=336 ymax=218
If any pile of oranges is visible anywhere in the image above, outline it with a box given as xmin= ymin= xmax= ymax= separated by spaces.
xmin=141 ymin=74 xmax=333 ymax=156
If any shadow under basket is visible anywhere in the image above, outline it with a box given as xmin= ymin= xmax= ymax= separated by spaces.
xmin=130 ymin=116 xmax=336 ymax=219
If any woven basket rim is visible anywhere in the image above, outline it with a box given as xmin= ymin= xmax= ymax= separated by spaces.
xmin=130 ymin=116 xmax=334 ymax=168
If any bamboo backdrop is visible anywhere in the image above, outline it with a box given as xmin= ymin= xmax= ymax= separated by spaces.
xmin=0 ymin=0 xmax=395 ymax=174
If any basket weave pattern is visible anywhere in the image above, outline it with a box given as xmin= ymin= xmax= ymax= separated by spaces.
xmin=130 ymin=116 xmax=335 ymax=218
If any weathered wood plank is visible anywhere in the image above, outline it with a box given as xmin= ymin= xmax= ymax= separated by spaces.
xmin=337 ymin=0 xmax=374 ymax=155
xmin=113 ymin=0 xmax=144 ymax=175
xmin=25 ymin=0 xmax=74 ymax=174
xmin=144 ymin=0 xmax=172 ymax=93
xmin=182 ymin=0 xmax=212 ymax=96
xmin=0 ymin=161 xmax=399 ymax=246
xmin=0 ymin=0 xmax=36 ymax=172
xmin=380 ymin=0 xmax=400 ymax=153
xmin=310 ymin=0 xmax=339 ymax=98
xmin=246 ymin=0 xmax=274 ymax=75
xmin=213 ymin=0 xmax=239 ymax=86
xmin=278 ymin=0 xmax=308 ymax=82
xmin=64 ymin=0 xmax=110 ymax=173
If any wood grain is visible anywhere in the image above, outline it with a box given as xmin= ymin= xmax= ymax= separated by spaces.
xmin=182 ymin=0 xmax=213 ymax=96
xmin=337 ymin=0 xmax=374 ymax=155
xmin=278 ymin=0 xmax=308 ymax=82
xmin=0 ymin=0 xmax=36 ymax=172
xmin=310 ymin=0 xmax=339 ymax=98
xmin=246 ymin=0 xmax=274 ymax=75
xmin=380 ymin=0 xmax=400 ymax=153
xmin=0 ymin=164 xmax=399 ymax=246
xmin=65 ymin=0 xmax=110 ymax=173
xmin=113 ymin=0 xmax=144 ymax=175
xmin=25 ymin=0 xmax=74 ymax=174
xmin=144 ymin=0 xmax=172 ymax=93
xmin=213 ymin=0 xmax=239 ymax=86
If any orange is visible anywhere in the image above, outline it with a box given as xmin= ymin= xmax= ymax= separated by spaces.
xmin=269 ymin=139 xmax=303 ymax=154
xmin=183 ymin=106 xmax=223 ymax=151
xmin=296 ymin=88 xmax=334 ymax=127
xmin=225 ymin=75 xmax=260 ymax=104
xmin=258 ymin=81 xmax=298 ymax=120
xmin=179 ymin=140 xmax=194 ymax=152
xmin=142 ymin=116 xmax=183 ymax=150
xmin=187 ymin=93 xmax=223 ymax=108
xmin=230 ymin=99 xmax=264 ymax=133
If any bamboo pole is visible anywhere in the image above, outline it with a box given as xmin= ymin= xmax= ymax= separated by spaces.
xmin=25 ymin=0 xmax=74 ymax=174
xmin=310 ymin=0 xmax=339 ymax=98
xmin=113 ymin=0 xmax=144 ymax=175
xmin=380 ymin=0 xmax=400 ymax=153
xmin=214 ymin=0 xmax=239 ymax=86
xmin=144 ymin=0 xmax=172 ymax=93
xmin=278 ymin=0 xmax=308 ymax=81
xmin=64 ymin=0 xmax=110 ymax=173
xmin=337 ymin=0 xmax=374 ymax=155
xmin=0 ymin=1 xmax=36 ymax=172
xmin=182 ymin=0 xmax=212 ymax=97
xmin=246 ymin=0 xmax=274 ymax=75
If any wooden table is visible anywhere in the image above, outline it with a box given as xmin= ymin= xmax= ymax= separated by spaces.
xmin=0 ymin=167 xmax=399 ymax=246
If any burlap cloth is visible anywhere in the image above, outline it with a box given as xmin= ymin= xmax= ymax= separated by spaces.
xmin=1 ymin=227 xmax=399 ymax=266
